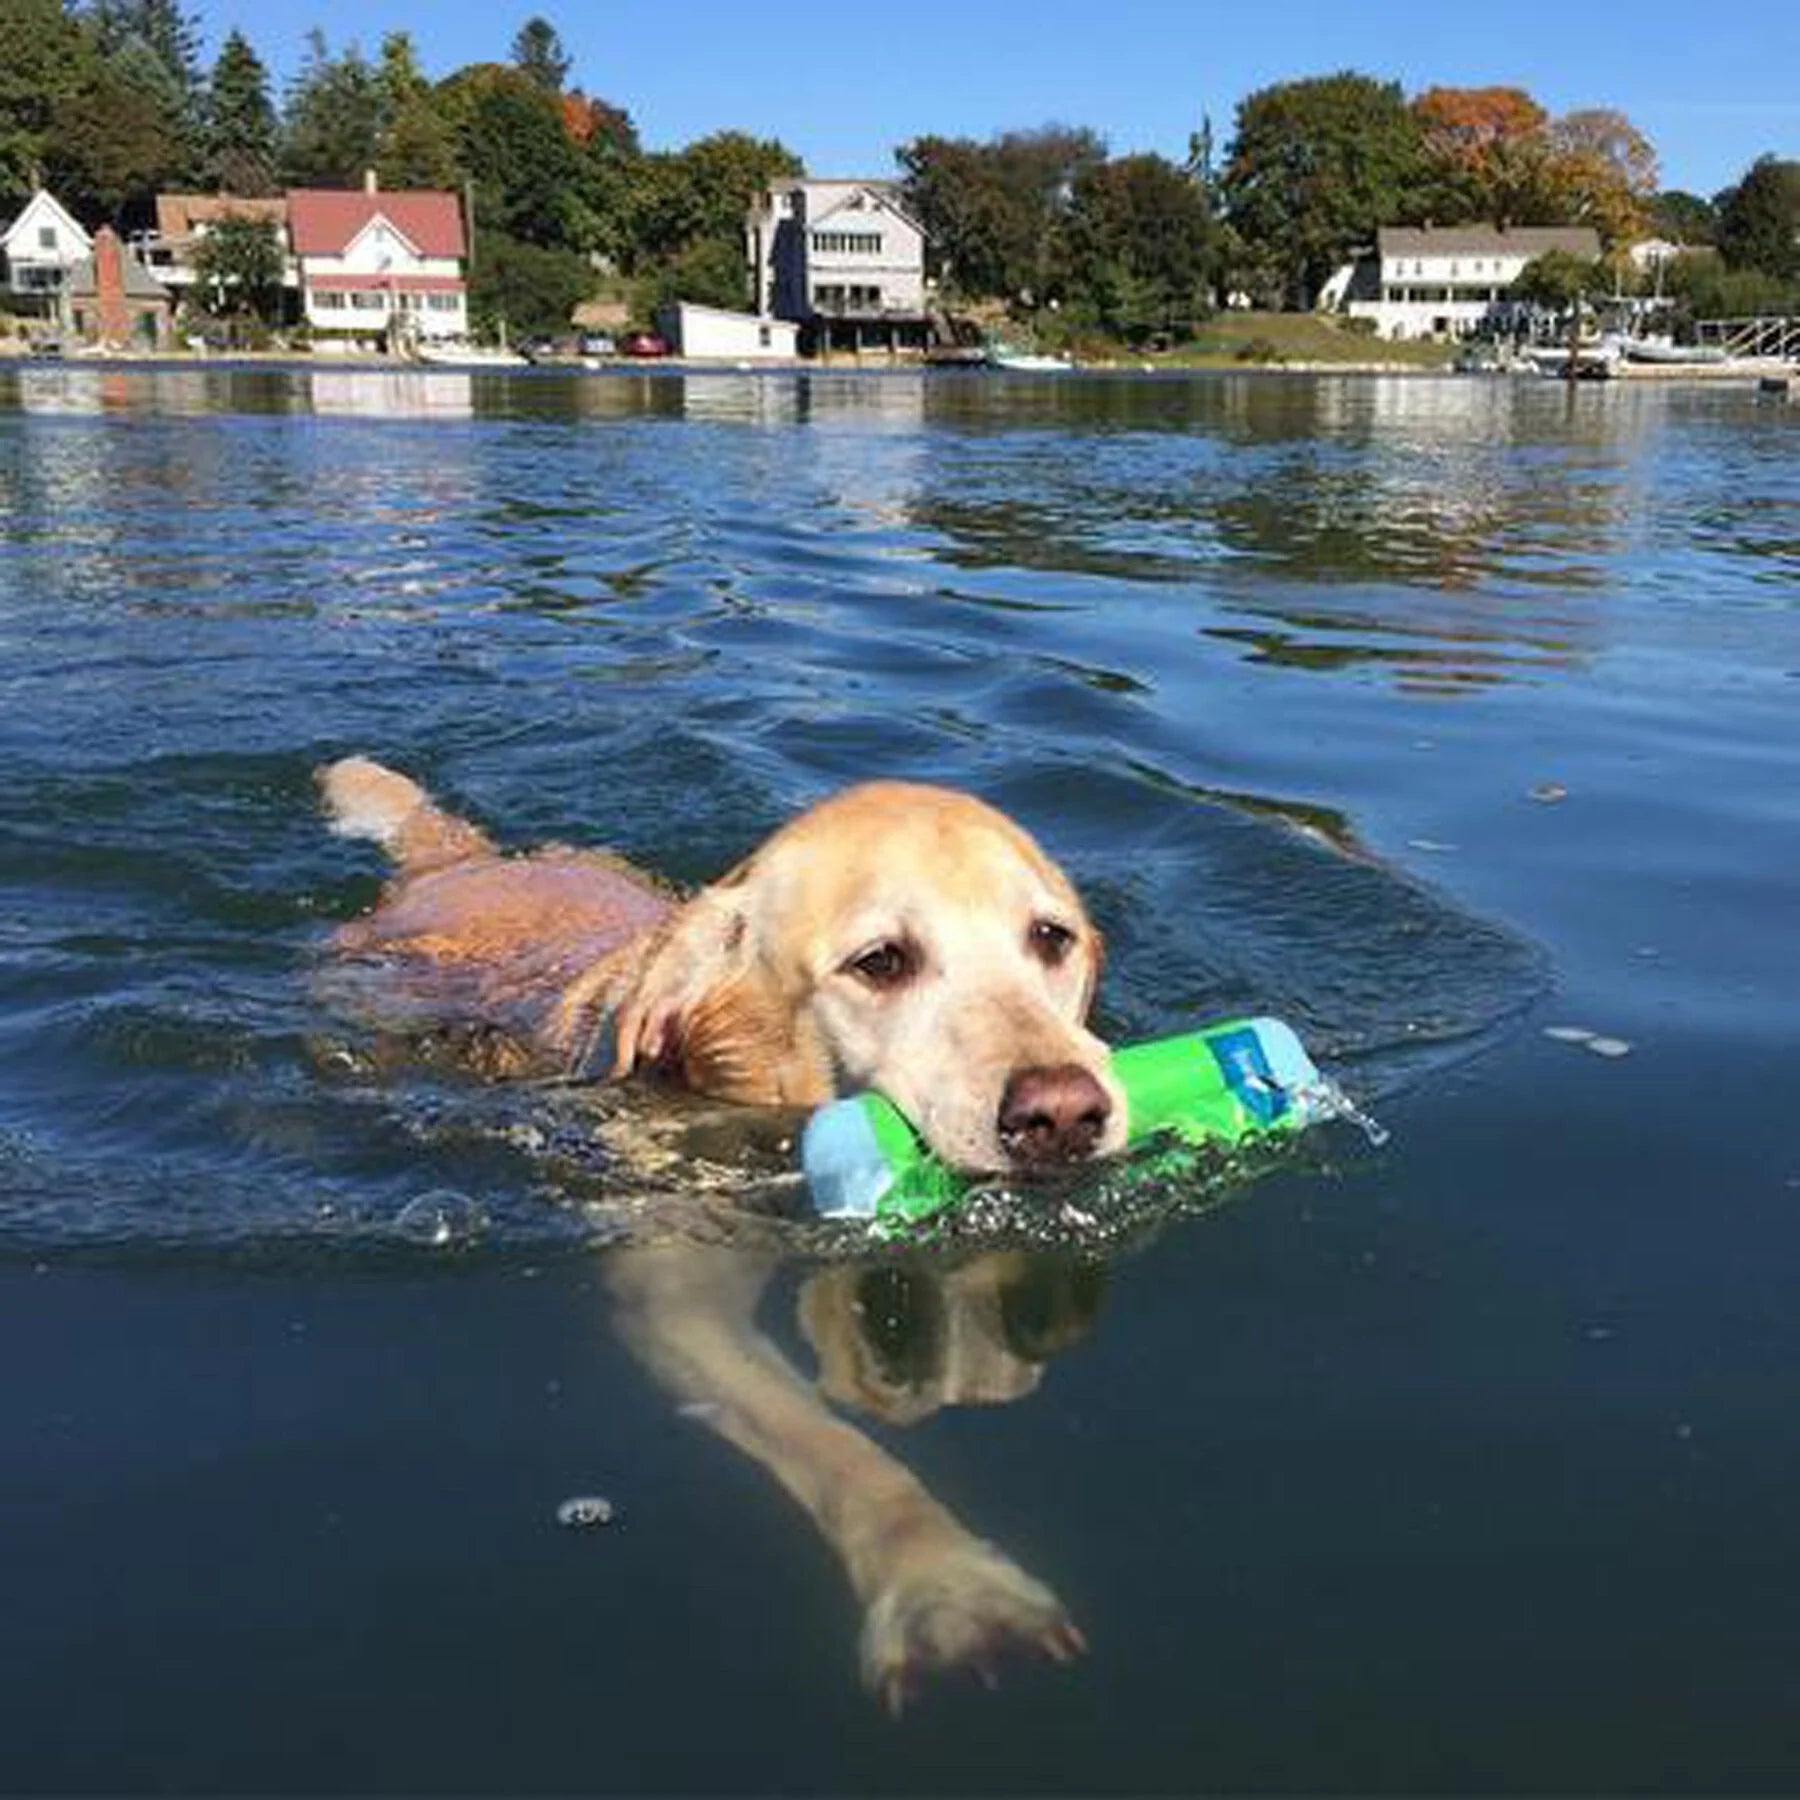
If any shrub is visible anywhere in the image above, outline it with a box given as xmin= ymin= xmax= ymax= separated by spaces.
xmin=1234 ymin=336 xmax=1284 ymax=364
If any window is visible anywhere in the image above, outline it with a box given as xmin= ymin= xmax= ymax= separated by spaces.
xmin=351 ymin=290 xmax=384 ymax=310
xmin=810 ymin=231 xmax=882 ymax=255
xmin=38 ymin=225 xmax=56 ymax=250
xmin=313 ymin=291 xmax=348 ymax=309
xmin=427 ymin=293 xmax=460 ymax=312
xmin=758 ymin=324 xmax=771 ymax=347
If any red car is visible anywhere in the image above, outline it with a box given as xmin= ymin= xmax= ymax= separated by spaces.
xmin=618 ymin=331 xmax=669 ymax=358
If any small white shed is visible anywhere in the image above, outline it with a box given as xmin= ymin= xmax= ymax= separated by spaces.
xmin=661 ymin=301 xmax=798 ymax=361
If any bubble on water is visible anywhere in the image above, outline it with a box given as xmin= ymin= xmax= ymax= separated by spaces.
xmin=393 ymin=1189 xmax=487 ymax=1249
xmin=556 ymin=1495 xmax=616 ymax=1529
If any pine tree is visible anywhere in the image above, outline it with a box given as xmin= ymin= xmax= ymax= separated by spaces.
xmin=204 ymin=29 xmax=278 ymax=194
xmin=511 ymin=17 xmax=571 ymax=93
xmin=282 ymin=29 xmax=382 ymax=188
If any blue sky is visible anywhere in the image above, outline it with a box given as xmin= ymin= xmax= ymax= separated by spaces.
xmin=190 ymin=0 xmax=1796 ymax=201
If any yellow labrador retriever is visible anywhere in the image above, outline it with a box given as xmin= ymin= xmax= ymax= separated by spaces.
xmin=319 ymin=756 xmax=1115 ymax=1706
xmin=321 ymin=756 xmax=1124 ymax=1173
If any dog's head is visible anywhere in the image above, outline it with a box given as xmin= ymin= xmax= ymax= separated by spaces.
xmin=607 ymin=782 xmax=1123 ymax=1173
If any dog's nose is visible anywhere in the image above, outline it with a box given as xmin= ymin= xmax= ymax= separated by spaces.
xmin=997 ymin=1064 xmax=1112 ymax=1167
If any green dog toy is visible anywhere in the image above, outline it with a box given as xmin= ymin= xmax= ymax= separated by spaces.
xmin=801 ymin=1015 xmax=1368 ymax=1231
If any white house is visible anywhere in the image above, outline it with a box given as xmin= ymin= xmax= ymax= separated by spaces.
xmin=1341 ymin=224 xmax=1602 ymax=340
xmin=657 ymin=301 xmax=799 ymax=361
xmin=287 ymin=175 xmax=468 ymax=350
xmin=1 ymin=189 xmax=92 ymax=318
xmin=746 ymin=178 xmax=930 ymax=355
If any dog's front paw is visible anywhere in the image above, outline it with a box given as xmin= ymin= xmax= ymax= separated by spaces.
xmin=859 ymin=1532 xmax=1085 ymax=1713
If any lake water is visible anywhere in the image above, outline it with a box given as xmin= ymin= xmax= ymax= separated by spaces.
xmin=2 ymin=364 xmax=1796 ymax=1792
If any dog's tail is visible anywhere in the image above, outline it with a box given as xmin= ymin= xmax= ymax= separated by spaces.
xmin=316 ymin=756 xmax=495 ymax=876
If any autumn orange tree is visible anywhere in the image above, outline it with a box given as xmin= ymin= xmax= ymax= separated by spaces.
xmin=1410 ymin=87 xmax=1657 ymax=247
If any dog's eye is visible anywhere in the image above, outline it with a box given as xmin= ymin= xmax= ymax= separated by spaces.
xmin=1028 ymin=919 xmax=1077 ymax=967
xmin=846 ymin=940 xmax=916 ymax=989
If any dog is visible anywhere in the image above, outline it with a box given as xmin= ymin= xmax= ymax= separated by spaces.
xmin=320 ymin=756 xmax=1124 ymax=1174
xmin=318 ymin=756 xmax=1113 ymax=1706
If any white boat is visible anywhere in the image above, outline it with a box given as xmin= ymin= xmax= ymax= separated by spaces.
xmin=414 ymin=342 xmax=530 ymax=369
xmin=985 ymin=344 xmax=1074 ymax=373
xmin=1612 ymin=335 xmax=1728 ymax=366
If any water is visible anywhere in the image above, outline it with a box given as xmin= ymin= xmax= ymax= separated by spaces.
xmin=2 ymin=365 xmax=1796 ymax=1791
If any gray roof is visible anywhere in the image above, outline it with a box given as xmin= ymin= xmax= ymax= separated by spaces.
xmin=1378 ymin=224 xmax=1600 ymax=258
xmin=66 ymin=243 xmax=170 ymax=302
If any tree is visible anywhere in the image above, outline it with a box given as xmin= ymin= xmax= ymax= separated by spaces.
xmin=1542 ymin=107 xmax=1658 ymax=246
xmin=1063 ymin=152 xmax=1216 ymax=341
xmin=204 ymin=29 xmax=278 ymax=194
xmin=190 ymin=214 xmax=284 ymax=323
xmin=1511 ymin=247 xmax=1603 ymax=314
xmin=374 ymin=33 xmax=461 ymax=190
xmin=562 ymin=91 xmax=638 ymax=158
xmin=48 ymin=36 xmax=190 ymax=224
xmin=467 ymin=230 xmax=589 ymax=336
xmin=438 ymin=62 xmax=582 ymax=246
xmin=899 ymin=125 xmax=1104 ymax=304
xmin=0 ymin=0 xmax=94 ymax=207
xmin=1651 ymin=190 xmax=1717 ymax=246
xmin=511 ymin=16 xmax=571 ymax=93
xmin=282 ymin=30 xmax=383 ymax=187
xmin=1222 ymin=73 xmax=1426 ymax=308
xmin=1411 ymin=85 xmax=1549 ymax=224
xmin=1714 ymin=155 xmax=1800 ymax=281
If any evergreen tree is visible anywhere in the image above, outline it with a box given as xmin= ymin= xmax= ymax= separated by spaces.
xmin=511 ymin=17 xmax=571 ymax=93
xmin=204 ymin=29 xmax=278 ymax=194
xmin=282 ymin=30 xmax=383 ymax=187
xmin=0 ymin=0 xmax=95 ymax=207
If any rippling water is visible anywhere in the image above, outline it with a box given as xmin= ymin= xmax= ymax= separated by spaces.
xmin=3 ymin=365 xmax=1797 ymax=1791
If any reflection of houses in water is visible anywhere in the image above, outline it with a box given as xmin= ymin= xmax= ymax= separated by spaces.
xmin=307 ymin=371 xmax=473 ymax=418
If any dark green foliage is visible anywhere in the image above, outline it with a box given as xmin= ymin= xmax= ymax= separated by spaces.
xmin=899 ymin=125 xmax=1105 ymax=303
xmin=204 ymin=29 xmax=277 ymax=194
xmin=190 ymin=213 xmax=283 ymax=319
xmin=439 ymin=62 xmax=582 ymax=246
xmin=281 ymin=30 xmax=382 ymax=187
xmin=1651 ymin=190 xmax=1716 ymax=246
xmin=510 ymin=17 xmax=571 ymax=93
xmin=1221 ymin=72 xmax=1427 ymax=308
xmin=1062 ymin=152 xmax=1216 ymax=342
xmin=0 ymin=0 xmax=92 ymax=207
xmin=1714 ymin=155 xmax=1800 ymax=282
xmin=47 ymin=37 xmax=190 ymax=224
xmin=467 ymin=229 xmax=589 ymax=335
xmin=1510 ymin=248 xmax=1604 ymax=312
xmin=1662 ymin=250 xmax=1797 ymax=318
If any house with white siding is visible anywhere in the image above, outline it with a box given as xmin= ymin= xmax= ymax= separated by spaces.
xmin=1 ymin=189 xmax=92 ymax=319
xmin=746 ymin=178 xmax=929 ymax=355
xmin=657 ymin=301 xmax=799 ymax=361
xmin=1340 ymin=224 xmax=1602 ymax=340
xmin=288 ymin=176 xmax=468 ymax=351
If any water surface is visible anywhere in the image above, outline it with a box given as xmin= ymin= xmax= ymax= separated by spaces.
xmin=2 ymin=366 xmax=1796 ymax=1792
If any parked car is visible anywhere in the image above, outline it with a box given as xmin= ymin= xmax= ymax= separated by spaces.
xmin=578 ymin=331 xmax=615 ymax=357
xmin=618 ymin=331 xmax=669 ymax=359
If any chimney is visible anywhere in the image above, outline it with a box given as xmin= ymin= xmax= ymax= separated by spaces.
xmin=363 ymin=168 xmax=378 ymax=194
xmin=94 ymin=225 xmax=129 ymax=347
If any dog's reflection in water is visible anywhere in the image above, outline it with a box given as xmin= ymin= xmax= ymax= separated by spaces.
xmin=605 ymin=1242 xmax=1103 ymax=1711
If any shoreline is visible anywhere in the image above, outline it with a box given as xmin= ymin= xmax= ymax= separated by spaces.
xmin=3 ymin=345 xmax=1791 ymax=382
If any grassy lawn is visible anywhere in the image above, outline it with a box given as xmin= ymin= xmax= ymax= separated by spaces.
xmin=1085 ymin=311 xmax=1457 ymax=369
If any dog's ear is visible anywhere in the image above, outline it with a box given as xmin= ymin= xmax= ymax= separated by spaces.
xmin=608 ymin=876 xmax=754 ymax=1077
xmin=604 ymin=864 xmax=832 ymax=1106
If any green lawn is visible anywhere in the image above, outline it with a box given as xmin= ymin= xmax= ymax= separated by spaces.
xmin=1087 ymin=311 xmax=1457 ymax=369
